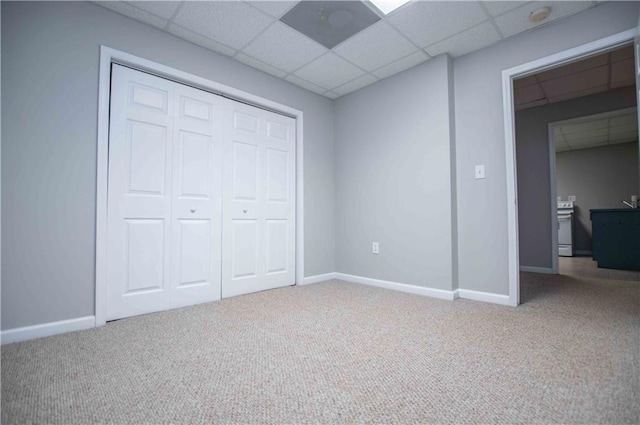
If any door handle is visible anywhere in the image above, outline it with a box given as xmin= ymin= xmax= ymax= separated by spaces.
xmin=190 ymin=209 xmax=196 ymax=213
xmin=243 ymin=209 xmax=248 ymax=213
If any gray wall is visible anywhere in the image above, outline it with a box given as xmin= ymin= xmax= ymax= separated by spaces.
xmin=556 ymin=141 xmax=639 ymax=252
xmin=334 ymin=55 xmax=457 ymax=290
xmin=1 ymin=1 xmax=335 ymax=330
xmin=515 ymin=87 xmax=637 ymax=267
xmin=453 ymin=1 xmax=640 ymax=295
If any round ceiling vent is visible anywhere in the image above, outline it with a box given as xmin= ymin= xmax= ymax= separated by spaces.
xmin=327 ymin=9 xmax=354 ymax=29
xmin=529 ymin=7 xmax=551 ymax=23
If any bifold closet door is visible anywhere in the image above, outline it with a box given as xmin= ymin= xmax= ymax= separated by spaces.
xmin=106 ymin=64 xmax=222 ymax=321
xmin=221 ymin=102 xmax=296 ymax=298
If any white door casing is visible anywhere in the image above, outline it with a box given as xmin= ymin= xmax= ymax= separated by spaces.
xmin=107 ymin=65 xmax=223 ymax=321
xmin=222 ymin=102 xmax=296 ymax=298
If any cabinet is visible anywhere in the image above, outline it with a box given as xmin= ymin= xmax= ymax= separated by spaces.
xmin=590 ymin=209 xmax=640 ymax=271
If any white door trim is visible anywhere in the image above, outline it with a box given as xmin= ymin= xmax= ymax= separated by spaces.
xmin=96 ymin=46 xmax=305 ymax=326
xmin=502 ymin=29 xmax=635 ymax=307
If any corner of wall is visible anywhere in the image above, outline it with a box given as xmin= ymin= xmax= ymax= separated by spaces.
xmin=445 ymin=55 xmax=459 ymax=290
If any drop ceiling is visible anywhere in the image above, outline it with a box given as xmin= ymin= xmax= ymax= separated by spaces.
xmin=554 ymin=110 xmax=638 ymax=152
xmin=514 ymin=45 xmax=636 ymax=111
xmin=96 ymin=1 xmax=603 ymax=99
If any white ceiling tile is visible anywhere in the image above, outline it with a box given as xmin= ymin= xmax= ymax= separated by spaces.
xmin=324 ymin=92 xmax=340 ymax=100
xmin=608 ymin=131 xmax=637 ymax=143
xmin=541 ymin=66 xmax=608 ymax=97
xmin=173 ymin=2 xmax=273 ymax=50
xmin=388 ymin=1 xmax=487 ymax=47
xmin=536 ymin=54 xmax=608 ymax=81
xmin=513 ymin=75 xmax=538 ymax=89
xmin=285 ymin=75 xmax=327 ymax=95
xmin=246 ymin=1 xmax=297 ymax=18
xmin=482 ymin=1 xmax=532 ymax=18
xmin=334 ymin=22 xmax=417 ymax=72
xmin=514 ymin=98 xmax=548 ymax=110
xmin=241 ymin=22 xmax=327 ymax=73
xmin=610 ymin=114 xmax=637 ymax=128
xmin=127 ymin=1 xmax=181 ymax=19
xmin=293 ymin=53 xmax=365 ymax=90
xmin=611 ymin=58 xmax=634 ymax=84
xmin=514 ymin=83 xmax=545 ymax=105
xmin=564 ymin=129 xmax=608 ymax=142
xmin=562 ymin=120 xmax=608 ymax=135
xmin=234 ymin=53 xmax=288 ymax=78
xmin=96 ymin=1 xmax=167 ymax=29
xmin=494 ymin=1 xmax=594 ymax=38
xmin=332 ymin=74 xmax=378 ymax=96
xmin=609 ymin=124 xmax=637 ymax=136
xmin=611 ymin=45 xmax=634 ymax=62
xmin=167 ymin=24 xmax=236 ymax=57
xmin=372 ymin=51 xmax=429 ymax=80
xmin=547 ymin=85 xmax=607 ymax=104
xmin=425 ymin=21 xmax=501 ymax=58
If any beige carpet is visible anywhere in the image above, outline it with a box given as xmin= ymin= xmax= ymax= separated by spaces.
xmin=2 ymin=273 xmax=639 ymax=424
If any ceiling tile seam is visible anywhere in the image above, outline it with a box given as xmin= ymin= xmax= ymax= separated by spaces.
xmin=163 ymin=1 xmax=186 ymax=31
xmin=168 ymin=22 xmax=237 ymax=56
xmin=377 ymin=15 xmax=432 ymax=60
xmin=241 ymin=2 xmax=337 ymax=58
xmin=285 ymin=73 xmax=330 ymax=93
xmin=606 ymin=54 xmax=613 ymax=90
xmin=489 ymin=1 xmax=533 ymax=19
xmin=233 ymin=19 xmax=281 ymax=56
xmin=477 ymin=2 xmax=505 ymax=39
xmin=331 ymin=73 xmax=375 ymax=94
xmin=421 ymin=18 xmax=495 ymax=53
xmin=244 ymin=0 xmax=298 ymax=20
xmin=108 ymin=1 xmax=169 ymax=28
xmin=284 ymin=51 xmax=367 ymax=88
xmin=367 ymin=49 xmax=429 ymax=76
xmin=236 ymin=51 xmax=290 ymax=77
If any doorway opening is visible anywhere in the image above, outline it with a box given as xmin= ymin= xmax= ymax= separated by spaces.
xmin=502 ymin=29 xmax=638 ymax=306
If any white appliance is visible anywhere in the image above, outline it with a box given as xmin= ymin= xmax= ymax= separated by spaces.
xmin=558 ymin=201 xmax=574 ymax=257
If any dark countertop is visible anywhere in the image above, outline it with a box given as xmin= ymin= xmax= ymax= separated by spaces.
xmin=590 ymin=208 xmax=640 ymax=213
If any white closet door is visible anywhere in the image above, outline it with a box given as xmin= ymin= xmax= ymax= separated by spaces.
xmin=107 ymin=65 xmax=223 ymax=320
xmin=107 ymin=65 xmax=175 ymax=320
xmin=169 ymin=83 xmax=223 ymax=309
xmin=222 ymin=102 xmax=296 ymax=298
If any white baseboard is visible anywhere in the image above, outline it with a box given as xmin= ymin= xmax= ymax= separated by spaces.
xmin=1 ymin=316 xmax=96 ymax=345
xmin=335 ymin=273 xmax=457 ymax=301
xmin=301 ymin=273 xmax=337 ymax=285
xmin=520 ymin=266 xmax=554 ymax=274
xmin=457 ymin=289 xmax=511 ymax=306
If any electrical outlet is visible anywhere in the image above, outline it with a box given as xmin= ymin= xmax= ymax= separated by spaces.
xmin=372 ymin=242 xmax=379 ymax=254
xmin=568 ymin=195 xmax=576 ymax=202
xmin=475 ymin=165 xmax=485 ymax=179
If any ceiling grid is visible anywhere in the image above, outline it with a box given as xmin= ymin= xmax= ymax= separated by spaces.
xmin=96 ymin=0 xmax=605 ymax=99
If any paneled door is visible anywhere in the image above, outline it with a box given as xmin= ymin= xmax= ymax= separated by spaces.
xmin=106 ymin=64 xmax=223 ymax=321
xmin=221 ymin=102 xmax=296 ymax=298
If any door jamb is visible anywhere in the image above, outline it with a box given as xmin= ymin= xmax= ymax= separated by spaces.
xmin=95 ymin=46 xmax=305 ymax=326
xmin=502 ymin=29 xmax=635 ymax=307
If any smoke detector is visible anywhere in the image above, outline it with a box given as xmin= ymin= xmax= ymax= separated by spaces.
xmin=529 ymin=7 xmax=551 ymax=23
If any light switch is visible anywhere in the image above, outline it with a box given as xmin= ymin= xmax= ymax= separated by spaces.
xmin=475 ymin=165 xmax=485 ymax=179
xmin=372 ymin=242 xmax=379 ymax=254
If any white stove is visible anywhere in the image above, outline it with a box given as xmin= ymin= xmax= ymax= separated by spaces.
xmin=558 ymin=201 xmax=574 ymax=257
